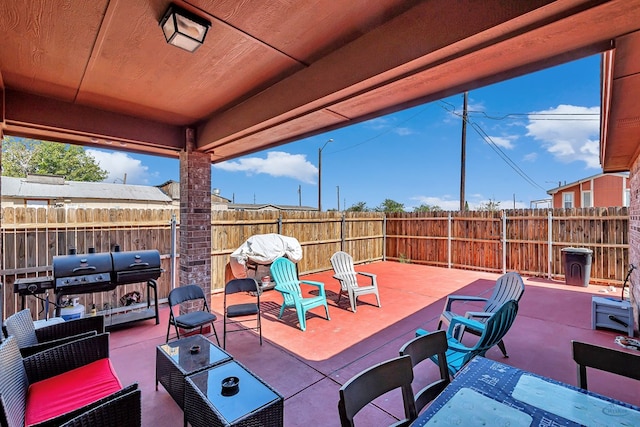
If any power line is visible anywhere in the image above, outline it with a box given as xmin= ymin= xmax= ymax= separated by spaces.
xmin=327 ymin=105 xmax=432 ymax=155
xmin=441 ymin=101 xmax=545 ymax=191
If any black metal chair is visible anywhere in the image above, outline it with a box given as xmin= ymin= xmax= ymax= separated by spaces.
xmin=399 ymin=330 xmax=451 ymax=413
xmin=223 ymin=278 xmax=262 ymax=349
xmin=338 ymin=354 xmax=417 ymax=427
xmin=572 ymin=340 xmax=640 ymax=390
xmin=166 ymin=284 xmax=220 ymax=345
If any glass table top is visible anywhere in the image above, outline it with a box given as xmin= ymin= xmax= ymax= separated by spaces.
xmin=158 ymin=334 xmax=231 ymax=374
xmin=188 ymin=360 xmax=280 ymax=424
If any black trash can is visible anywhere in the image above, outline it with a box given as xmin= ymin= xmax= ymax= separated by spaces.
xmin=561 ymin=247 xmax=593 ymax=287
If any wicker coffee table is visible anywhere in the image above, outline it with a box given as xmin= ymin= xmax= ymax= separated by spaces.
xmin=185 ymin=360 xmax=283 ymax=427
xmin=156 ymin=334 xmax=232 ymax=409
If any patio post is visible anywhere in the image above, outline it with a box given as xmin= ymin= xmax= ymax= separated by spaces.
xmin=179 ymin=128 xmax=212 ymax=308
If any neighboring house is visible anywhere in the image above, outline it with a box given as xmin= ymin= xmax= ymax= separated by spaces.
xmin=546 ymin=172 xmax=630 ymax=208
xmin=227 ymin=203 xmax=317 ymax=212
xmin=156 ymin=180 xmax=316 ymax=211
xmin=1 ymin=174 xmax=172 ymax=209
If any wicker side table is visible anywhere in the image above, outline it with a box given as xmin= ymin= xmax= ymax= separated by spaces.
xmin=185 ymin=360 xmax=283 ymax=427
xmin=156 ymin=334 xmax=232 ymax=409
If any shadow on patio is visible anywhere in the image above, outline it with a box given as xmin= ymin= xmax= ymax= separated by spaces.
xmin=107 ymin=262 xmax=639 ymax=426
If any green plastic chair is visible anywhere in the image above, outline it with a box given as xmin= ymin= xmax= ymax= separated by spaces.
xmin=270 ymin=257 xmax=330 ymax=331
xmin=417 ymin=299 xmax=519 ymax=375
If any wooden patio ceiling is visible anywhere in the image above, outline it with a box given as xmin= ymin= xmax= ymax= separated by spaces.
xmin=0 ymin=1 xmax=639 ymax=169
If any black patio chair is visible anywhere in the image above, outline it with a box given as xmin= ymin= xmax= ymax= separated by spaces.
xmin=166 ymin=284 xmax=220 ymax=345
xmin=223 ymin=278 xmax=262 ymax=349
xmin=399 ymin=330 xmax=451 ymax=413
xmin=338 ymin=354 xmax=417 ymax=426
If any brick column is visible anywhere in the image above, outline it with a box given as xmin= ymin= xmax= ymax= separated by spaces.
xmin=628 ymin=157 xmax=640 ymax=333
xmin=179 ymin=128 xmax=212 ymax=307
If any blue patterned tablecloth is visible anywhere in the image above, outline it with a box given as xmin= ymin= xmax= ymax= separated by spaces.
xmin=411 ymin=356 xmax=640 ymax=427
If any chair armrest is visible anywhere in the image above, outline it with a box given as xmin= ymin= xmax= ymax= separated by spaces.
xmin=443 ymin=295 xmax=488 ymax=311
xmin=465 ymin=311 xmax=492 ymax=320
xmin=448 ymin=316 xmax=485 ymax=336
xmin=59 ymin=383 xmax=141 ymax=427
xmin=23 ymin=333 xmax=110 ymax=384
xmin=20 ymin=331 xmax=97 ymax=358
xmin=300 ymin=280 xmax=326 ymax=297
xmin=357 ymin=272 xmax=377 ymax=285
xmin=35 ymin=315 xmax=104 ymax=343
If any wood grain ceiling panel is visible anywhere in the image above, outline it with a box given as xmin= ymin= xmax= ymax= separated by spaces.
xmin=195 ymin=0 xmax=414 ymax=64
xmin=0 ymin=0 xmax=109 ymax=101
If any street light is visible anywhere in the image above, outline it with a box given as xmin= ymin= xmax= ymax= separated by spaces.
xmin=318 ymin=138 xmax=333 ymax=211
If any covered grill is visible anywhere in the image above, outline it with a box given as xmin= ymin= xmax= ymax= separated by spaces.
xmin=49 ymin=247 xmax=162 ymax=328
xmin=53 ymin=251 xmax=115 ymax=294
xmin=111 ymin=249 xmax=162 ymax=285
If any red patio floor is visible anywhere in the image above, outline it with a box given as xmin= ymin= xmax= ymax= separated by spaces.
xmin=107 ymin=261 xmax=639 ymax=426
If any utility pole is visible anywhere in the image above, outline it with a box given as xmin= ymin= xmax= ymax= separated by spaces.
xmin=318 ymin=138 xmax=333 ymax=211
xmin=298 ymin=185 xmax=301 ymax=206
xmin=336 ymin=186 xmax=340 ymax=211
xmin=460 ymin=91 xmax=468 ymax=211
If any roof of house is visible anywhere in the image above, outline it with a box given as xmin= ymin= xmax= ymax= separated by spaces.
xmin=546 ymin=172 xmax=630 ymax=195
xmin=229 ymin=203 xmax=317 ymax=211
xmin=2 ymin=175 xmax=172 ymax=202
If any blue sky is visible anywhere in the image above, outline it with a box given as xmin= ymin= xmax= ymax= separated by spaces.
xmin=88 ymin=54 xmax=602 ymax=211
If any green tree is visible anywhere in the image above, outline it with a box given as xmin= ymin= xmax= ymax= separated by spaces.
xmin=2 ymin=137 xmax=108 ymax=181
xmin=478 ymin=198 xmax=501 ymax=212
xmin=413 ymin=203 xmax=441 ymax=212
xmin=376 ymin=199 xmax=405 ymax=213
xmin=346 ymin=201 xmax=369 ymax=212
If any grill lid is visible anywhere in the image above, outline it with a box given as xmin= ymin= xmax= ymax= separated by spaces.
xmin=52 ymin=252 xmax=114 ymax=289
xmin=111 ymin=249 xmax=162 ymax=285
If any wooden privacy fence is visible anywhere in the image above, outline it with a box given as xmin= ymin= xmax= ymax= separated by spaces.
xmin=0 ymin=207 xmax=385 ymax=319
xmin=386 ymin=207 xmax=629 ymax=285
xmin=1 ymin=206 xmax=629 ymax=320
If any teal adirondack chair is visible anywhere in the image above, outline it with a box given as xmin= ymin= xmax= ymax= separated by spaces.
xmin=417 ymin=299 xmax=519 ymax=375
xmin=270 ymin=257 xmax=331 ymax=331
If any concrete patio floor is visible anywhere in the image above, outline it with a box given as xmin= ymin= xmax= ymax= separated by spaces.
xmin=107 ymin=261 xmax=639 ymax=426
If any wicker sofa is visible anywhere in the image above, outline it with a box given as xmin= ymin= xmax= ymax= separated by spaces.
xmin=3 ymin=309 xmax=105 ymax=357
xmin=0 ymin=333 xmax=140 ymax=427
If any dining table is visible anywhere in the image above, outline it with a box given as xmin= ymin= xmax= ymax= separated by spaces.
xmin=411 ymin=356 xmax=640 ymax=426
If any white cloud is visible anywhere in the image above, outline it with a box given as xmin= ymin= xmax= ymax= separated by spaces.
xmin=410 ymin=194 xmax=527 ymax=210
xmin=394 ymin=127 xmax=414 ymax=136
xmin=487 ymin=135 xmax=516 ymax=149
xmin=523 ymin=152 xmax=538 ymax=162
xmin=87 ymin=149 xmax=155 ymax=184
xmin=526 ymin=104 xmax=600 ymax=168
xmin=214 ymin=151 xmax=317 ymax=184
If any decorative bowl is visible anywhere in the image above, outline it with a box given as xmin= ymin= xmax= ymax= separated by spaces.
xmin=221 ymin=376 xmax=240 ymax=396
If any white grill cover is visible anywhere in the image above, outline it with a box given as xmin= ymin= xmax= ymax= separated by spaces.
xmin=229 ymin=234 xmax=302 ymax=278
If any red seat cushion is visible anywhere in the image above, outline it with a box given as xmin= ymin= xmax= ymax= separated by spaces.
xmin=25 ymin=358 xmax=123 ymax=426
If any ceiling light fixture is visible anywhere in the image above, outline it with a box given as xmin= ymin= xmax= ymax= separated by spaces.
xmin=160 ymin=3 xmax=210 ymax=52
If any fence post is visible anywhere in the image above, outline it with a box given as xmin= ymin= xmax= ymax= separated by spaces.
xmin=502 ymin=210 xmax=506 ymax=273
xmin=341 ymin=213 xmax=345 ymax=251
xmin=170 ymin=213 xmax=177 ymax=290
xmin=278 ymin=214 xmax=282 ymax=234
xmin=383 ymin=215 xmax=387 ymax=261
xmin=548 ymin=210 xmax=553 ymax=279
xmin=448 ymin=212 xmax=452 ymax=269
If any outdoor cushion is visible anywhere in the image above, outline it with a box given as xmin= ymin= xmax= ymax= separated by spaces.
xmin=25 ymin=358 xmax=122 ymax=426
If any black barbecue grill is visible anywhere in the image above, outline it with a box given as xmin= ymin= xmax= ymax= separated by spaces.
xmin=53 ymin=251 xmax=115 ymax=294
xmin=111 ymin=249 xmax=162 ymax=285
xmin=47 ymin=248 xmax=162 ymax=328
